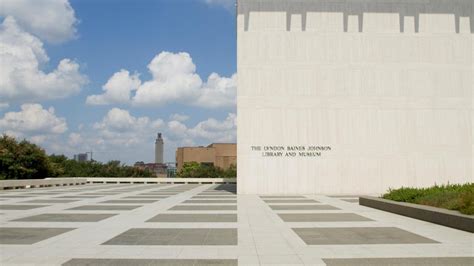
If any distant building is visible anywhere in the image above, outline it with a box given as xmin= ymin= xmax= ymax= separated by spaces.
xmin=134 ymin=161 xmax=168 ymax=177
xmin=176 ymin=143 xmax=236 ymax=172
xmin=73 ymin=153 xmax=88 ymax=162
xmin=155 ymin=133 xmax=164 ymax=164
xmin=165 ymin=162 xmax=177 ymax=177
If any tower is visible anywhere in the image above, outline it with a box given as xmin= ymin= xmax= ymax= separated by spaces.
xmin=155 ymin=133 xmax=164 ymax=164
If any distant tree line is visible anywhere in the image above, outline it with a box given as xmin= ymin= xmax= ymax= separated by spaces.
xmin=177 ymin=162 xmax=236 ymax=178
xmin=0 ymin=135 xmax=153 ymax=180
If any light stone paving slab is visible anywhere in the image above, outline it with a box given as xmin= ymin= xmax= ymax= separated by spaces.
xmin=62 ymin=258 xmax=238 ymax=266
xmin=0 ymin=184 xmax=473 ymax=266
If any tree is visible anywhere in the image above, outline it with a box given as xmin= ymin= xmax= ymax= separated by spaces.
xmin=176 ymin=162 xmax=236 ymax=178
xmin=0 ymin=135 xmax=55 ymax=179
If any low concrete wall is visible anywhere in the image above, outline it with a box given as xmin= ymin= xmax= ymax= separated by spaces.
xmin=84 ymin=177 xmax=236 ymax=185
xmin=360 ymin=196 xmax=474 ymax=233
xmin=0 ymin=178 xmax=87 ymax=190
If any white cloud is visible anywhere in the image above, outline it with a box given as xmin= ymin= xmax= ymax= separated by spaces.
xmin=167 ymin=112 xmax=236 ymax=143
xmin=68 ymin=132 xmax=82 ymax=146
xmin=86 ymin=70 xmax=140 ymax=105
xmin=75 ymin=109 xmax=236 ymax=163
xmin=204 ymin=0 xmax=235 ymax=10
xmin=0 ymin=0 xmax=78 ymax=43
xmin=1 ymin=106 xmax=237 ymax=165
xmin=167 ymin=120 xmax=188 ymax=138
xmin=0 ymin=17 xmax=87 ymax=103
xmin=93 ymin=108 xmax=164 ymax=147
xmin=195 ymin=73 xmax=237 ymax=108
xmin=132 ymin=52 xmax=202 ymax=106
xmin=170 ymin=113 xmax=189 ymax=122
xmin=188 ymin=113 xmax=236 ymax=142
xmin=0 ymin=103 xmax=67 ymax=139
xmin=86 ymin=51 xmax=235 ymax=109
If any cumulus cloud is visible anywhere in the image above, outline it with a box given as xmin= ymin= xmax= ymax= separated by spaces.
xmin=0 ymin=0 xmax=78 ymax=43
xmin=0 ymin=103 xmax=9 ymax=110
xmin=169 ymin=113 xmax=189 ymax=122
xmin=0 ymin=103 xmax=67 ymax=141
xmin=74 ymin=109 xmax=236 ymax=163
xmin=86 ymin=70 xmax=141 ymax=105
xmin=188 ymin=113 xmax=236 ymax=142
xmin=68 ymin=132 xmax=82 ymax=146
xmin=0 ymin=17 xmax=87 ymax=103
xmin=93 ymin=108 xmax=164 ymax=146
xmin=86 ymin=52 xmax=235 ymax=109
xmin=167 ymin=113 xmax=236 ymax=143
xmin=132 ymin=52 xmax=202 ymax=106
xmin=195 ymin=73 xmax=237 ymax=108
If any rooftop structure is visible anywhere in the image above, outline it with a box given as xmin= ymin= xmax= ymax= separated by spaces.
xmin=176 ymin=143 xmax=236 ymax=172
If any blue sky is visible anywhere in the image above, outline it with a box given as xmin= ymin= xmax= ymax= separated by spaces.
xmin=0 ymin=0 xmax=236 ymax=164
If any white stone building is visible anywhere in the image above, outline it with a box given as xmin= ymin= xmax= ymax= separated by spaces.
xmin=237 ymin=0 xmax=473 ymax=194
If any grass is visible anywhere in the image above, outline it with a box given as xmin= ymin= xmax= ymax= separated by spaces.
xmin=382 ymin=183 xmax=474 ymax=215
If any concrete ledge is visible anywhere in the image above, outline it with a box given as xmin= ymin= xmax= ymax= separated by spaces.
xmin=359 ymin=196 xmax=474 ymax=233
xmin=84 ymin=177 xmax=236 ymax=185
xmin=0 ymin=178 xmax=87 ymax=190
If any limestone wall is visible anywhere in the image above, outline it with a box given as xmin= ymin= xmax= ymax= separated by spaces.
xmin=237 ymin=0 xmax=473 ymax=194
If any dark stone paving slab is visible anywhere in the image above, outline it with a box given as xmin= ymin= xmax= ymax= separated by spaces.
xmin=169 ymin=205 xmax=237 ymax=211
xmin=328 ymin=195 xmax=364 ymax=198
xmin=342 ymin=199 xmax=359 ymax=203
xmin=323 ymin=257 xmax=474 ymax=266
xmin=22 ymin=199 xmax=78 ymax=204
xmin=12 ymin=213 xmax=117 ymax=222
xmin=122 ymin=196 xmax=167 ymax=199
xmin=183 ymin=200 xmax=237 ymax=204
xmin=0 ymin=195 xmax=34 ymax=198
xmin=293 ymin=227 xmax=438 ymax=245
xmin=278 ymin=213 xmax=373 ymax=222
xmin=264 ymin=199 xmax=319 ymax=203
xmin=260 ymin=196 xmax=306 ymax=199
xmin=81 ymin=193 xmax=118 ymax=195
xmin=270 ymin=205 xmax=339 ymax=210
xmin=192 ymin=195 xmax=236 ymax=199
xmin=62 ymin=258 xmax=238 ymax=266
xmin=68 ymin=205 xmax=142 ymax=211
xmin=0 ymin=227 xmax=75 ymax=244
xmin=100 ymin=200 xmax=158 ymax=204
xmin=147 ymin=213 xmax=237 ymax=223
xmin=0 ymin=205 xmax=49 ymax=210
xmin=103 ymin=228 xmax=237 ymax=245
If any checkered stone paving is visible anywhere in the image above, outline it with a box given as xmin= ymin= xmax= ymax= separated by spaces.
xmin=0 ymin=184 xmax=472 ymax=265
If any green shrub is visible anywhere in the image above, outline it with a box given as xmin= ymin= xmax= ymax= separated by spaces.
xmin=383 ymin=183 xmax=474 ymax=215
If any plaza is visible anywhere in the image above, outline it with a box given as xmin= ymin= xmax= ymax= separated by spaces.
xmin=0 ymin=184 xmax=472 ymax=265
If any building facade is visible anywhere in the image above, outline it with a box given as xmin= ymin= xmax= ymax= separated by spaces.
xmin=237 ymin=0 xmax=473 ymax=194
xmin=176 ymin=143 xmax=237 ymax=172
xmin=73 ymin=153 xmax=88 ymax=162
